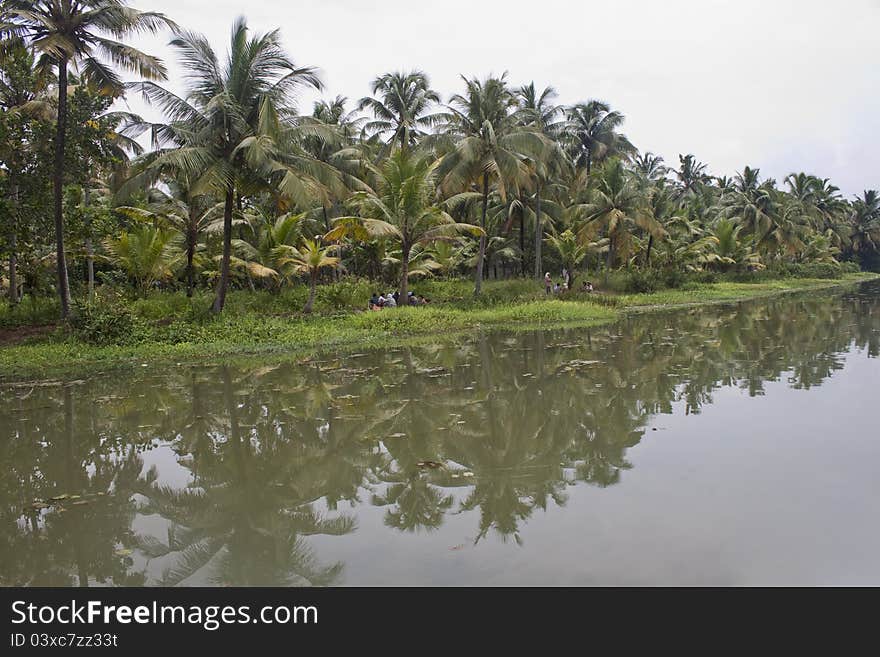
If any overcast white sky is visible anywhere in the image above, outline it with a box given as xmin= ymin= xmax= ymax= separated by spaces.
xmin=121 ymin=0 xmax=880 ymax=197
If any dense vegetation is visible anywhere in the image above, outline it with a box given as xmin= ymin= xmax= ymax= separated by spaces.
xmin=2 ymin=2 xmax=879 ymax=334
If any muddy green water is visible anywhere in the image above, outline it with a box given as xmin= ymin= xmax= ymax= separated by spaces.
xmin=2 ymin=281 xmax=879 ymax=586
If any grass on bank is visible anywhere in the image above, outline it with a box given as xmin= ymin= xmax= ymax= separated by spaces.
xmin=0 ymin=271 xmax=877 ymax=380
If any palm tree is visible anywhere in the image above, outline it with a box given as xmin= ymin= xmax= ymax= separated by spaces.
xmin=116 ymin=181 xmax=223 ymax=296
xmin=131 ymin=18 xmax=339 ymax=313
xmin=328 ymin=149 xmax=480 ymax=299
xmin=357 ymin=70 xmax=440 ymax=151
xmin=438 ymin=74 xmax=549 ymax=295
xmin=545 ymin=229 xmax=592 ymax=287
xmin=102 ymin=225 xmax=179 ymax=295
xmin=848 ymin=190 xmax=880 ymax=259
xmin=275 ymin=238 xmax=339 ymax=313
xmin=581 ymin=159 xmax=660 ymax=272
xmin=564 ymin=100 xmax=635 ymax=178
xmin=632 ymin=152 xmax=668 ymax=185
xmin=722 ymin=166 xmax=779 ymax=249
xmin=675 ymin=154 xmax=709 ymax=196
xmin=0 ymin=0 xmax=174 ymax=318
xmin=515 ymin=82 xmax=567 ymax=279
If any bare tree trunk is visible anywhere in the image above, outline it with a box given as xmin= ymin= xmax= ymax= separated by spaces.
xmin=53 ymin=58 xmax=72 ymax=318
xmin=211 ymin=186 xmax=235 ymax=313
xmin=534 ymin=182 xmax=542 ymax=280
xmin=8 ymin=180 xmax=18 ymax=304
xmin=645 ymin=234 xmax=654 ymax=267
xmin=474 ymin=174 xmax=489 ymax=296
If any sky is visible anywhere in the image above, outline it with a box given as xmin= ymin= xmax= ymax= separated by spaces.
xmin=121 ymin=0 xmax=880 ymax=197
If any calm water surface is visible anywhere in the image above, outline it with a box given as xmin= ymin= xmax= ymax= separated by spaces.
xmin=2 ymin=282 xmax=879 ymax=586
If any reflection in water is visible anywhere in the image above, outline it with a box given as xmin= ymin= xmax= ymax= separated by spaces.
xmin=2 ymin=282 xmax=879 ymax=585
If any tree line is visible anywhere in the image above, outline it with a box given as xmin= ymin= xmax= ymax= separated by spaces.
xmin=2 ymin=2 xmax=879 ymax=319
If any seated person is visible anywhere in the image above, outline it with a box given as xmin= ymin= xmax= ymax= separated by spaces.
xmin=369 ymin=292 xmax=381 ymax=309
xmin=384 ymin=292 xmax=397 ymax=308
xmin=581 ymin=281 xmax=594 ymax=293
xmin=408 ymin=292 xmax=419 ymax=306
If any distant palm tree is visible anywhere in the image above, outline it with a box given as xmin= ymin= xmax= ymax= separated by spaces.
xmin=581 ymin=159 xmax=662 ymax=272
xmin=675 ymin=154 xmax=709 ymax=196
xmin=275 ymin=238 xmax=339 ymax=313
xmin=564 ymin=100 xmax=635 ymax=177
xmin=329 ymin=149 xmax=480 ymax=299
xmin=632 ymin=152 xmax=668 ymax=184
xmin=102 ymin=225 xmax=179 ymax=295
xmin=357 ymin=71 xmax=441 ymax=151
xmin=0 ymin=0 xmax=174 ymax=318
xmin=848 ymin=190 xmax=880 ymax=259
xmin=116 ymin=180 xmax=223 ymax=296
xmin=131 ymin=18 xmax=339 ymax=313
xmin=438 ymin=74 xmax=549 ymax=294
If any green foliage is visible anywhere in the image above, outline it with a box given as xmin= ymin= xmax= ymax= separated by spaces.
xmin=70 ymin=294 xmax=148 ymax=347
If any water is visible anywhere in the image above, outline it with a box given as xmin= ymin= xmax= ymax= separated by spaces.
xmin=2 ymin=282 xmax=879 ymax=586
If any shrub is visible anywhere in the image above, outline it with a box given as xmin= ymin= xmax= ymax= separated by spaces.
xmin=69 ymin=295 xmax=148 ymax=346
xmin=316 ymin=278 xmax=373 ymax=310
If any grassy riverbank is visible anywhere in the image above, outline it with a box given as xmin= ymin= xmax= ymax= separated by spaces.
xmin=1 ymin=272 xmax=876 ymax=381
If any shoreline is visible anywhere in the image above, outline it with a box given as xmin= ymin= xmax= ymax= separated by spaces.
xmin=1 ymin=273 xmax=876 ymax=383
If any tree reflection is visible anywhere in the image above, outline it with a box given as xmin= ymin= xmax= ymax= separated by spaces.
xmin=2 ymin=281 xmax=878 ymax=583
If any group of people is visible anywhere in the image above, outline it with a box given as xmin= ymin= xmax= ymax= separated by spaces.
xmin=544 ymin=270 xmax=594 ymax=295
xmin=369 ymin=291 xmax=430 ymax=310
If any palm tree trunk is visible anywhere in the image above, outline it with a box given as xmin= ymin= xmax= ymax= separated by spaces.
xmin=474 ymin=174 xmax=489 ymax=296
xmin=645 ymin=234 xmax=654 ymax=267
xmin=304 ymin=273 xmax=317 ymax=313
xmin=186 ymin=225 xmax=196 ymax=297
xmin=211 ymin=186 xmax=235 ymax=313
xmin=53 ymin=58 xmax=72 ymax=318
xmin=605 ymin=233 xmax=614 ymax=284
xmin=519 ymin=198 xmax=525 ymax=276
xmin=8 ymin=180 xmax=18 ymax=304
xmin=322 ymin=205 xmax=339 ymax=282
xmin=534 ymin=182 xmax=542 ymax=280
xmin=400 ymin=240 xmax=410 ymax=301
xmin=84 ymin=186 xmax=94 ymax=301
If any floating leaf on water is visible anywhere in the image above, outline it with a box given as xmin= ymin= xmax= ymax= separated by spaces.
xmin=388 ymin=433 xmax=406 ymax=439
xmin=71 ymin=500 xmax=89 ymax=506
xmin=461 ymin=472 xmax=474 ymax=477
xmin=115 ymin=549 xmax=132 ymax=557
xmin=417 ymin=460 xmax=444 ymax=469
xmin=50 ymin=494 xmax=70 ymax=502
xmin=31 ymin=502 xmax=50 ymax=510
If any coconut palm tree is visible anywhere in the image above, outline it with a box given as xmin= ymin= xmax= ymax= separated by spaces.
xmin=632 ymin=152 xmax=668 ymax=185
xmin=675 ymin=154 xmax=709 ymax=197
xmin=722 ymin=166 xmax=779 ymax=250
xmin=437 ymin=74 xmax=549 ymax=295
xmin=515 ymin=82 xmax=567 ymax=279
xmin=564 ymin=100 xmax=635 ymax=178
xmin=328 ymin=149 xmax=480 ymax=299
xmin=275 ymin=238 xmax=339 ymax=313
xmin=102 ymin=225 xmax=179 ymax=295
xmin=115 ymin=181 xmax=223 ymax=296
xmin=131 ymin=18 xmax=341 ymax=313
xmin=357 ymin=70 xmax=441 ymax=151
xmin=848 ymin=190 xmax=880 ymax=260
xmin=581 ymin=159 xmax=661 ymax=271
xmin=0 ymin=0 xmax=174 ymax=318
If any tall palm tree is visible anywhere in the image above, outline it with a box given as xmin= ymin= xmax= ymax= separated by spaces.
xmin=515 ymin=82 xmax=567 ymax=279
xmin=564 ymin=100 xmax=635 ymax=178
xmin=632 ymin=152 xmax=668 ymax=185
xmin=0 ymin=0 xmax=173 ymax=318
xmin=722 ymin=166 xmax=779 ymax=249
xmin=438 ymin=74 xmax=549 ymax=295
xmin=275 ymin=238 xmax=339 ymax=313
xmin=328 ymin=149 xmax=480 ymax=299
xmin=131 ymin=18 xmax=340 ymax=313
xmin=357 ymin=70 xmax=440 ymax=151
